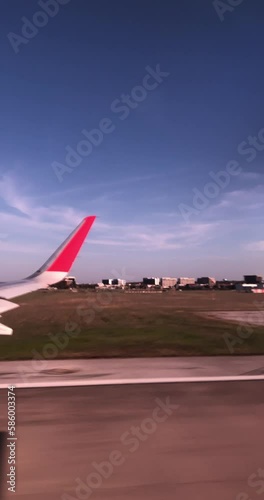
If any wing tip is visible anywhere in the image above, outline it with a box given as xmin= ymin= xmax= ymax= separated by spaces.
xmin=45 ymin=215 xmax=96 ymax=273
xmin=84 ymin=215 xmax=96 ymax=223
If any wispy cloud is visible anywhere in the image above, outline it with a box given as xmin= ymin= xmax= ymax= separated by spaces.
xmin=92 ymin=221 xmax=216 ymax=251
xmin=1 ymin=172 xmax=262 ymax=265
xmin=245 ymin=241 xmax=264 ymax=252
xmin=0 ymin=174 xmax=218 ymax=254
xmin=0 ymin=174 xmax=86 ymax=231
xmin=0 ymin=174 xmax=31 ymax=216
xmin=198 ymin=185 xmax=264 ymax=222
xmin=35 ymin=174 xmax=160 ymax=201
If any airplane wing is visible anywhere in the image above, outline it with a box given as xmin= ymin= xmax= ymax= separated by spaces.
xmin=0 ymin=215 xmax=96 ymax=335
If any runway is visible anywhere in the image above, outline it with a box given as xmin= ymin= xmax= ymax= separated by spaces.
xmin=0 ymin=381 xmax=263 ymax=499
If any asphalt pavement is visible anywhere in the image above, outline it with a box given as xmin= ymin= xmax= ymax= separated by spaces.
xmin=0 ymin=381 xmax=263 ymax=499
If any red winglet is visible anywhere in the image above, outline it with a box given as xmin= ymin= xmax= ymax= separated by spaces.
xmin=46 ymin=216 xmax=96 ymax=273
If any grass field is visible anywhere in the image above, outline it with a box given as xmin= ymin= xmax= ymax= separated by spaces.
xmin=0 ymin=289 xmax=264 ymax=360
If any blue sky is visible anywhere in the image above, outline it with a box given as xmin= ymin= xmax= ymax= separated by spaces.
xmin=1 ymin=0 xmax=264 ymax=282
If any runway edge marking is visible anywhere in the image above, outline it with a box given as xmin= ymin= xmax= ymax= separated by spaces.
xmin=1 ymin=374 xmax=264 ymax=389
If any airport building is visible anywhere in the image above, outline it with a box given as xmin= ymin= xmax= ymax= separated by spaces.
xmin=143 ymin=277 xmax=160 ymax=286
xmin=51 ymin=276 xmax=77 ymax=289
xmin=101 ymin=278 xmax=126 ymax=288
xmin=112 ymin=279 xmax=126 ymax=287
xmin=178 ymin=277 xmax=196 ymax=286
xmin=160 ymin=277 xmax=178 ymax=288
xmin=236 ymin=275 xmax=264 ymax=293
xmin=236 ymin=283 xmax=259 ymax=292
xmin=197 ymin=277 xmax=216 ymax=287
xmin=215 ymin=280 xmax=238 ymax=290
xmin=244 ymin=275 xmax=263 ymax=285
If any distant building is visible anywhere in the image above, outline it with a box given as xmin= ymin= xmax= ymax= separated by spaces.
xmin=244 ymin=275 xmax=263 ymax=285
xmin=102 ymin=279 xmax=111 ymax=286
xmin=236 ymin=275 xmax=264 ymax=292
xmin=216 ymin=280 xmax=238 ymax=290
xmin=178 ymin=277 xmax=196 ymax=286
xmin=101 ymin=278 xmax=126 ymax=288
xmin=51 ymin=276 xmax=77 ymax=289
xmin=160 ymin=277 xmax=177 ymax=288
xmin=127 ymin=282 xmax=142 ymax=289
xmin=112 ymin=279 xmax=126 ymax=287
xmin=143 ymin=277 xmax=160 ymax=286
xmin=197 ymin=277 xmax=216 ymax=287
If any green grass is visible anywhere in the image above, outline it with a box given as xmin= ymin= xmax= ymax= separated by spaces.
xmin=0 ymin=289 xmax=264 ymax=360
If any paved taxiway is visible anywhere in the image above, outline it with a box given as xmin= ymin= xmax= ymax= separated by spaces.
xmin=0 ymin=381 xmax=263 ymax=499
